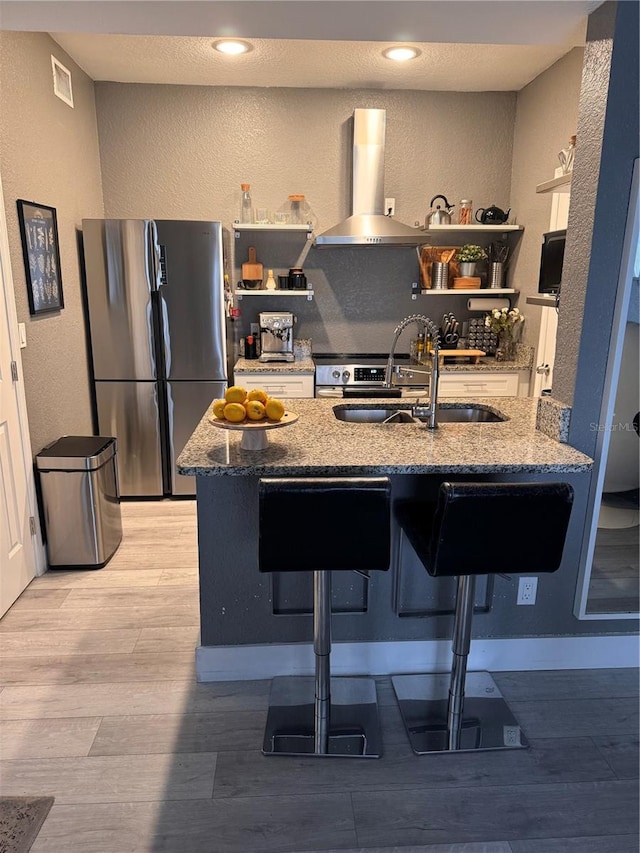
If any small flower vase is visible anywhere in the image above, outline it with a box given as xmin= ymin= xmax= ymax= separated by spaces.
xmin=496 ymin=331 xmax=517 ymax=362
xmin=458 ymin=261 xmax=477 ymax=277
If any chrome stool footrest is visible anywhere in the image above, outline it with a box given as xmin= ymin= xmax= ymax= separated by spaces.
xmin=392 ymin=671 xmax=529 ymax=755
xmin=263 ymin=675 xmax=383 ymax=758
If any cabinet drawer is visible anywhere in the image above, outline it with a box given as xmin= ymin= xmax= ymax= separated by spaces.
xmin=438 ymin=372 xmax=519 ymax=398
xmin=237 ymin=373 xmax=314 ymax=398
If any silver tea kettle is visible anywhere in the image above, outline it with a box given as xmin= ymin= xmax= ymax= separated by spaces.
xmin=425 ymin=194 xmax=454 ymax=228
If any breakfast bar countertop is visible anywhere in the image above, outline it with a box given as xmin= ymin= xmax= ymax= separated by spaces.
xmin=177 ymin=396 xmax=593 ymax=477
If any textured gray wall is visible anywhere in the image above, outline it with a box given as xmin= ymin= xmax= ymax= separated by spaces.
xmin=1 ymin=31 xmax=104 ymax=454
xmin=96 ymin=85 xmax=516 ymax=230
xmin=555 ymin=1 xmax=639 ymax=459
xmin=509 ymin=48 xmax=584 ymax=352
xmin=95 ymin=85 xmax=519 ymax=351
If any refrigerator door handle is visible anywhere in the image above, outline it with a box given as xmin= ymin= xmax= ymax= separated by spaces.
xmin=148 ymin=221 xmax=172 ymax=375
xmin=147 ymin=220 xmax=163 ymax=292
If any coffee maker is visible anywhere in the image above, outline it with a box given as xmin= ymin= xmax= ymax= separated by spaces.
xmin=258 ymin=312 xmax=295 ymax=362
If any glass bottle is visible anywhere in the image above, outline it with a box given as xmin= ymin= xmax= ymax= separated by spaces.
xmin=558 ymin=135 xmax=576 ymax=175
xmin=240 ymin=183 xmax=253 ymax=224
xmin=458 ymin=200 xmax=473 ymax=225
xmin=288 ymin=194 xmax=305 ymax=225
xmin=416 ymin=332 xmax=425 ymax=362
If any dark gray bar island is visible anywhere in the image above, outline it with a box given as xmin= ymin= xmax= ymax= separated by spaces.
xmin=178 ymin=396 xmax=600 ymax=681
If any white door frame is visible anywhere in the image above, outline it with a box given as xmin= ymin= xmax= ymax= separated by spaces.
xmin=0 ymin=172 xmax=46 ymax=580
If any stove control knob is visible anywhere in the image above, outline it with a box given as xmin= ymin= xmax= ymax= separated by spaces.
xmin=342 ymin=370 xmax=351 ymax=382
xmin=332 ymin=370 xmax=341 ymax=380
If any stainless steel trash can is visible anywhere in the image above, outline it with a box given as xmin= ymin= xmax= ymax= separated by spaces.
xmin=36 ymin=436 xmax=123 ymax=569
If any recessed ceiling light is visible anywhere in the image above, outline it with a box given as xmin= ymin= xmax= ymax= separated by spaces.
xmin=382 ymin=46 xmax=421 ymax=62
xmin=212 ymin=39 xmax=253 ymax=56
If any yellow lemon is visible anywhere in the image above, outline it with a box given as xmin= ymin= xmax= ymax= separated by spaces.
xmin=225 ymin=385 xmax=247 ymax=404
xmin=246 ymin=388 xmax=268 ymax=405
xmin=245 ymin=400 xmax=266 ymax=421
xmin=265 ymin=397 xmax=285 ymax=421
xmin=212 ymin=399 xmax=226 ymax=419
xmin=223 ymin=402 xmax=246 ymax=423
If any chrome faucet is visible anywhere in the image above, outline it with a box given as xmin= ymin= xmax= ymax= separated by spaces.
xmin=383 ymin=314 xmax=441 ymax=429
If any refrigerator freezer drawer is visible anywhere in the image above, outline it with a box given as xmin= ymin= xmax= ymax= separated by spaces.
xmin=167 ymin=380 xmax=226 ymax=496
xmin=96 ymin=382 xmax=164 ymax=497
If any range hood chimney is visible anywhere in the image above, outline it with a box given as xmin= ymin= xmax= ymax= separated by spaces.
xmin=315 ymin=108 xmax=422 ymax=247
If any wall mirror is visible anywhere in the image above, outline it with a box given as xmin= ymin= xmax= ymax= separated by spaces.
xmin=575 ymin=159 xmax=639 ymax=620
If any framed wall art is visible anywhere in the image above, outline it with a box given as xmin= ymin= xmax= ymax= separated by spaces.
xmin=16 ymin=199 xmax=64 ymax=315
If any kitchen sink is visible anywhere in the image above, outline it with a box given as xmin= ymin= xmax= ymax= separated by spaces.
xmin=333 ymin=407 xmax=415 ymax=423
xmin=434 ymin=406 xmax=506 ymax=423
xmin=333 ymin=405 xmax=507 ymax=424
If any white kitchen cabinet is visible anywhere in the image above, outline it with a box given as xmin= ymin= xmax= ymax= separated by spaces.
xmin=239 ymin=372 xmax=314 ymax=398
xmin=438 ymin=371 xmax=528 ymax=398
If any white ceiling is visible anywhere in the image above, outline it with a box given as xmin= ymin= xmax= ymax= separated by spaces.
xmin=48 ymin=35 xmax=583 ymax=92
xmin=3 ymin=0 xmax=604 ymax=92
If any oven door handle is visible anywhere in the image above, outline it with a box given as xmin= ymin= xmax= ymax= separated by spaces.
xmin=315 ymin=387 xmax=344 ymax=398
xmin=342 ymin=387 xmax=402 ymax=399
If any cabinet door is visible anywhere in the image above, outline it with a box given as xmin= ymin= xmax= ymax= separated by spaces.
xmin=239 ymin=372 xmax=314 ymax=398
xmin=438 ymin=372 xmax=519 ymax=398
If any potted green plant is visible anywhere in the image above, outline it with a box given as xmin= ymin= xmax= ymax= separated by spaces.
xmin=455 ymin=244 xmax=486 ymax=277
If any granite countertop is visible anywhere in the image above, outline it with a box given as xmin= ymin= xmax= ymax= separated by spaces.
xmin=234 ymin=357 xmax=315 ymax=375
xmin=177 ymin=396 xmax=592 ymax=477
xmin=438 ymin=345 xmax=534 ymax=373
xmin=233 ymin=347 xmax=533 ymax=378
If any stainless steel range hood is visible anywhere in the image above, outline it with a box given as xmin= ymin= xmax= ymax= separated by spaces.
xmin=315 ymin=109 xmax=422 ymax=247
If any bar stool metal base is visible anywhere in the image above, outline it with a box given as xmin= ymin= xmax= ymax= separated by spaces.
xmin=263 ymin=675 xmax=383 ymax=758
xmin=392 ymin=671 xmax=529 ymax=755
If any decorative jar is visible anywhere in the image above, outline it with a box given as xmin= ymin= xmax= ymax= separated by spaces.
xmin=495 ymin=331 xmax=517 ymax=362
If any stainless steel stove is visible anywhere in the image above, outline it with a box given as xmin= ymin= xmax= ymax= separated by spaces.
xmin=314 ymin=354 xmax=431 ymax=398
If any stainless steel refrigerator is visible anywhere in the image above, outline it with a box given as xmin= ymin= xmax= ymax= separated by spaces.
xmin=81 ymin=219 xmax=230 ymax=497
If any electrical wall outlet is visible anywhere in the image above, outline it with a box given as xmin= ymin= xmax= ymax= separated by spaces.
xmin=250 ymin=322 xmax=259 ymax=336
xmin=385 ymin=197 xmax=396 ymax=216
xmin=517 ymin=576 xmax=538 ymax=605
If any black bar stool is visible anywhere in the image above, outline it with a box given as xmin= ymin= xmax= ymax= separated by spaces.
xmin=392 ymin=481 xmax=574 ymax=755
xmin=258 ymin=476 xmax=391 ymax=758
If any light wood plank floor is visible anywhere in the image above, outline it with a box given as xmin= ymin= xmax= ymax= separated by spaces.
xmin=1 ymin=500 xmax=638 ymax=853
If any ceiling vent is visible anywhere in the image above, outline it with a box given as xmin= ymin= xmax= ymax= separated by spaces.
xmin=51 ymin=56 xmax=74 ymax=108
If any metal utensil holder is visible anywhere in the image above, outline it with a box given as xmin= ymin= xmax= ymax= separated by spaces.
xmin=431 ymin=262 xmax=450 ymax=290
xmin=488 ymin=262 xmax=505 ymax=289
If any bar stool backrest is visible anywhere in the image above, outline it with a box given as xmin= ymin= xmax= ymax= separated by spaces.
xmin=427 ymin=482 xmax=574 ymax=578
xmin=259 ymin=477 xmax=391 ymax=574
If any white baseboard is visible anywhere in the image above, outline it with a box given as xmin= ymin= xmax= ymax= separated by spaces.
xmin=196 ymin=635 xmax=640 ymax=682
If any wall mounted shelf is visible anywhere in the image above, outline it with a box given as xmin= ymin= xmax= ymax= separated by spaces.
xmin=234 ymin=223 xmax=313 ymax=236
xmin=421 ymin=225 xmax=523 ymax=234
xmin=526 ymin=294 xmax=559 ymax=307
xmin=421 ymin=288 xmax=517 ymax=296
xmin=535 ymin=174 xmax=571 ymax=194
xmin=234 ymin=289 xmax=314 ymax=301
